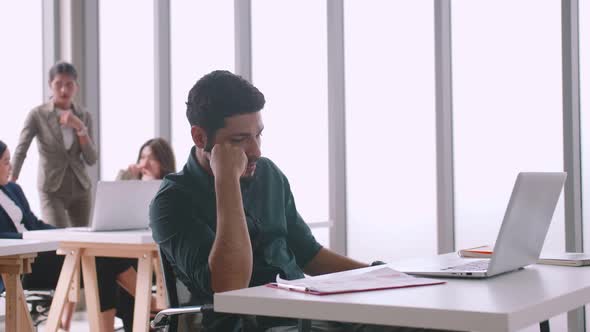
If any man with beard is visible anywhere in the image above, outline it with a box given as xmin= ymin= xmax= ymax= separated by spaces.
xmin=150 ymin=70 xmax=451 ymax=332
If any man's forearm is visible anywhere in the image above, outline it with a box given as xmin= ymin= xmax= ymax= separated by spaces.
xmin=303 ymin=248 xmax=368 ymax=276
xmin=209 ymin=176 xmax=253 ymax=292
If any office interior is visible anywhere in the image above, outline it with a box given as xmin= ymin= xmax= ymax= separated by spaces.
xmin=1 ymin=0 xmax=589 ymax=331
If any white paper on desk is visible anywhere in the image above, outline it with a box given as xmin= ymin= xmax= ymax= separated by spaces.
xmin=276 ymin=267 xmax=444 ymax=294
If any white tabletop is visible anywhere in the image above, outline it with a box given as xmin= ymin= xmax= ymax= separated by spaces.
xmin=22 ymin=228 xmax=155 ymax=244
xmin=0 ymin=239 xmax=59 ymax=256
xmin=214 ymin=253 xmax=590 ymax=332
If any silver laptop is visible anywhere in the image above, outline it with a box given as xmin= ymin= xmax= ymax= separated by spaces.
xmin=403 ymin=172 xmax=566 ymax=278
xmin=70 ymin=180 xmax=162 ymax=232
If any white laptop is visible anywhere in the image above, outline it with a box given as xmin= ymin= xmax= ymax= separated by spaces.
xmin=70 ymin=180 xmax=162 ymax=232
xmin=403 ymin=172 xmax=566 ymax=278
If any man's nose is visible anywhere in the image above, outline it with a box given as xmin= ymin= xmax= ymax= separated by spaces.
xmin=247 ymin=139 xmax=262 ymax=160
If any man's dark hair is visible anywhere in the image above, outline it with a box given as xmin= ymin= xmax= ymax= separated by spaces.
xmin=0 ymin=140 xmax=6 ymax=158
xmin=48 ymin=61 xmax=78 ymax=82
xmin=186 ymin=70 xmax=265 ymax=147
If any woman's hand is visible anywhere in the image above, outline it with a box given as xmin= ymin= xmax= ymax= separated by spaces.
xmin=59 ymin=111 xmax=84 ymax=131
xmin=127 ymin=164 xmax=143 ymax=179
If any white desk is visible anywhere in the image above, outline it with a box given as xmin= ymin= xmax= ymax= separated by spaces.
xmin=215 ymin=253 xmax=590 ymax=332
xmin=0 ymin=239 xmax=59 ymax=332
xmin=23 ymin=229 xmax=164 ymax=332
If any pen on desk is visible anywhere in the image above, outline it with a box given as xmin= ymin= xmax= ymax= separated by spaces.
xmin=274 ymin=282 xmax=309 ymax=292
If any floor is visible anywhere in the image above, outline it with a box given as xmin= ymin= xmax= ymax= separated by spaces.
xmin=35 ymin=311 xmax=125 ymax=332
xmin=0 ymin=297 xmax=124 ymax=332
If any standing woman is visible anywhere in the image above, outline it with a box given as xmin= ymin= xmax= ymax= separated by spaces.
xmin=10 ymin=61 xmax=96 ymax=227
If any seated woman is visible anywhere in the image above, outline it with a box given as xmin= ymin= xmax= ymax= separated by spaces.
xmin=117 ymin=138 xmax=176 ymax=181
xmin=115 ymin=137 xmax=175 ymax=321
xmin=0 ymin=140 xmax=145 ymax=332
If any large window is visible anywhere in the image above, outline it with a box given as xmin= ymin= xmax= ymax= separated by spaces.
xmin=170 ymin=0 xmax=234 ymax=168
xmin=99 ymin=1 xmax=154 ymax=180
xmin=0 ymin=2 xmax=43 ymax=213
xmin=251 ymin=0 xmax=329 ymax=244
xmin=579 ymin=1 xmax=590 ymax=329
xmin=452 ymin=0 xmax=563 ymax=251
xmin=344 ymin=1 xmax=437 ymax=262
xmin=581 ymin=0 xmax=590 ymax=252
xmin=452 ymin=2 xmax=564 ymax=330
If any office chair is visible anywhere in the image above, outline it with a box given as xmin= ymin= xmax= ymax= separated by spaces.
xmin=148 ymin=247 xmax=313 ymax=332
xmin=0 ymin=288 xmax=53 ymax=328
xmin=25 ymin=289 xmax=53 ymax=326
xmin=151 ymin=248 xmax=316 ymax=332
xmin=150 ymin=249 xmax=213 ymax=331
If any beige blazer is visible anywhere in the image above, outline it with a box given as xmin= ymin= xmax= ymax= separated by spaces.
xmin=11 ymin=101 xmax=97 ymax=193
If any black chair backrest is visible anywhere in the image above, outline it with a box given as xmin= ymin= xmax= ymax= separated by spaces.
xmin=159 ymin=248 xmax=181 ymax=331
xmin=159 ymin=248 xmax=209 ymax=331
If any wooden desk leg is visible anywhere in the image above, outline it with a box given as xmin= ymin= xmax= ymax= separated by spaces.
xmin=152 ymin=255 xmax=166 ymax=308
xmin=68 ymin=261 xmax=81 ymax=303
xmin=16 ymin=278 xmax=34 ymax=331
xmin=2 ymin=273 xmax=19 ymax=332
xmin=45 ymin=248 xmax=81 ymax=332
xmin=133 ymin=251 xmax=154 ymax=332
xmin=81 ymin=254 xmax=104 ymax=332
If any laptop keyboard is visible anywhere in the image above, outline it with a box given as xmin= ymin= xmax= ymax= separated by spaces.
xmin=443 ymin=260 xmax=490 ymax=271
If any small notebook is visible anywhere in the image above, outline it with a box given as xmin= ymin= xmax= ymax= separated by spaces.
xmin=267 ymin=267 xmax=445 ymax=295
xmin=537 ymin=253 xmax=590 ymax=267
xmin=458 ymin=245 xmax=493 ymax=258
xmin=459 ymin=245 xmax=590 ymax=267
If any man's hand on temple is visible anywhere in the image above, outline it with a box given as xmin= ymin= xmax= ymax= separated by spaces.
xmin=210 ymin=143 xmax=248 ymax=179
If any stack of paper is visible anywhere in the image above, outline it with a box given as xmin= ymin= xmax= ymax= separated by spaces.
xmin=458 ymin=245 xmax=590 ymax=267
xmin=538 ymin=253 xmax=590 ymax=267
xmin=268 ymin=267 xmax=445 ymax=295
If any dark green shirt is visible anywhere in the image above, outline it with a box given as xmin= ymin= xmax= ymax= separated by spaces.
xmin=150 ymin=147 xmax=322 ymax=331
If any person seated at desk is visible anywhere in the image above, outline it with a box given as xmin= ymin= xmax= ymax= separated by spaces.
xmin=116 ymin=137 xmax=176 ymax=181
xmin=0 ymin=140 xmax=148 ymax=332
xmin=150 ymin=71 xmax=452 ymax=332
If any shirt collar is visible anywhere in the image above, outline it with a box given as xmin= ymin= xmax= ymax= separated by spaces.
xmin=185 ymin=146 xmax=215 ymax=192
xmin=47 ymin=101 xmax=81 ymax=116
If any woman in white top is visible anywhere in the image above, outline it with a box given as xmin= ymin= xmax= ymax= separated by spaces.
xmin=0 ymin=140 xmax=151 ymax=331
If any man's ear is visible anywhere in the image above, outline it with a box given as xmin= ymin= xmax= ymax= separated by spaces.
xmin=191 ymin=126 xmax=208 ymax=150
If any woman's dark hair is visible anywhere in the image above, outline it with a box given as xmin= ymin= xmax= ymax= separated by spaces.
xmin=185 ymin=70 xmax=265 ymax=146
xmin=137 ymin=138 xmax=176 ymax=179
xmin=0 ymin=140 xmax=6 ymax=158
xmin=49 ymin=61 xmax=78 ymax=82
